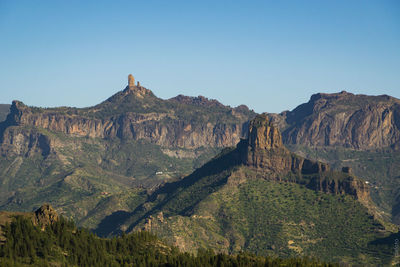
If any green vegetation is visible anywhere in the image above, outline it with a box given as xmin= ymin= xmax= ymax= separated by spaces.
xmin=119 ymin=148 xmax=396 ymax=266
xmin=25 ymin=88 xmax=255 ymax=125
xmin=287 ymin=145 xmax=400 ymax=223
xmin=85 ymin=90 xmax=255 ymax=124
xmin=143 ymin=177 xmax=394 ymax=265
xmin=0 ymin=216 xmax=337 ymax=266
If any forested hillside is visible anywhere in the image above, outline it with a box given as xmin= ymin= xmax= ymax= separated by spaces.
xmin=0 ymin=214 xmax=337 ymax=267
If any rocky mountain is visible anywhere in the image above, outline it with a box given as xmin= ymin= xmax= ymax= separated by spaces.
xmin=0 ymin=104 xmax=10 ymax=122
xmin=109 ymin=114 xmax=394 ymax=265
xmin=1 ymin=79 xmax=253 ymax=149
xmin=269 ymin=91 xmax=400 ymax=149
xmin=267 ymin=91 xmax=400 ymax=224
xmin=0 ymin=75 xmax=255 ymax=229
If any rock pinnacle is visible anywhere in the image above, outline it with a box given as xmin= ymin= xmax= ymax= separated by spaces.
xmin=128 ymin=74 xmax=135 ymax=89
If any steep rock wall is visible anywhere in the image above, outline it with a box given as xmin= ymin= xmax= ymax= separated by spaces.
xmin=271 ymin=92 xmax=400 ymax=150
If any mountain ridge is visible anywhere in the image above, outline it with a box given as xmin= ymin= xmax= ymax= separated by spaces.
xmin=269 ymin=90 xmax=400 ymax=150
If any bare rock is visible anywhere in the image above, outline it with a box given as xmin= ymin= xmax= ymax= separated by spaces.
xmin=281 ymin=91 xmax=400 ymax=150
xmin=248 ymin=113 xmax=283 ymax=150
xmin=34 ymin=204 xmax=58 ymax=230
xmin=128 ymin=74 xmax=135 ymax=89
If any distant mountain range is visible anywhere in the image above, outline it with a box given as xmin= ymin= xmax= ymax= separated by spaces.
xmin=0 ymin=75 xmax=399 ymax=265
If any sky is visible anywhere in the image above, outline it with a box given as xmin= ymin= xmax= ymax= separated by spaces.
xmin=0 ymin=0 xmax=399 ymax=113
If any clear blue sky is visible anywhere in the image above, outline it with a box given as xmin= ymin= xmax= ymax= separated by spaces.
xmin=1 ymin=0 xmax=399 ymax=113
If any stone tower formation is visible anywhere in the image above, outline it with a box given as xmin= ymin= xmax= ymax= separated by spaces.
xmin=128 ymin=74 xmax=136 ymax=89
xmin=126 ymin=74 xmax=149 ymax=97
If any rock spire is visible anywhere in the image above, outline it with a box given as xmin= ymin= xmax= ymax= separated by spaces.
xmin=241 ymin=114 xmax=330 ymax=174
xmin=125 ymin=74 xmax=151 ymax=97
xmin=128 ymin=74 xmax=135 ymax=89
xmin=248 ymin=114 xmax=283 ymax=150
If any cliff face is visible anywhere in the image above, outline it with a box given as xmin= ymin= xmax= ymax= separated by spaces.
xmin=271 ymin=91 xmax=400 ymax=150
xmin=240 ymin=114 xmax=329 ymax=175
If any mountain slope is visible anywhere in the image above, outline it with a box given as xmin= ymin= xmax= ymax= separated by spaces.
xmin=0 ymin=205 xmax=340 ymax=267
xmin=113 ymin=114 xmax=395 ymax=265
xmin=0 ymin=75 xmax=255 ymax=229
xmin=267 ymin=91 xmax=400 ymax=224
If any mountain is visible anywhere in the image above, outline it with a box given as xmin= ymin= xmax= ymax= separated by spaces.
xmin=0 ymin=104 xmax=10 ymax=122
xmin=270 ymin=91 xmax=400 ymax=149
xmin=110 ymin=114 xmax=396 ymax=265
xmin=267 ymin=91 xmax=400 ymax=224
xmin=0 ymin=75 xmax=255 ymax=229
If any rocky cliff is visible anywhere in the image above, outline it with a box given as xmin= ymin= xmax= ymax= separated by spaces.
xmin=236 ymin=114 xmax=369 ymax=200
xmin=269 ymin=91 xmax=400 ymax=150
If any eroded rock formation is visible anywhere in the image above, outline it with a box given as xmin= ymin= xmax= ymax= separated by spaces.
xmin=238 ymin=114 xmax=369 ymax=199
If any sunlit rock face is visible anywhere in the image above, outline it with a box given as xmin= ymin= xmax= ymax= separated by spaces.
xmin=269 ymin=91 xmax=400 ymax=150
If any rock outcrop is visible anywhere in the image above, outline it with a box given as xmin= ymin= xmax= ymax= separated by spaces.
xmin=270 ymin=91 xmax=400 ymax=150
xmin=34 ymin=204 xmax=58 ymax=229
xmin=0 ymin=204 xmax=59 ymax=236
xmin=238 ymin=114 xmax=369 ymax=199
xmin=125 ymin=74 xmax=152 ymax=98
xmin=128 ymin=74 xmax=135 ymax=89
xmin=240 ymin=114 xmax=329 ymax=175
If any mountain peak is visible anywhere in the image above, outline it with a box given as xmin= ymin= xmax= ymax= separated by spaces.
xmin=124 ymin=74 xmax=151 ymax=98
